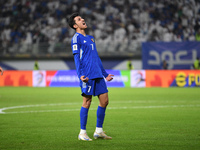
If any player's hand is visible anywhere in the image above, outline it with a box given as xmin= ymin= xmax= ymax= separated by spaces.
xmin=0 ymin=67 xmax=3 ymax=76
xmin=106 ymin=74 xmax=114 ymax=81
xmin=80 ymin=75 xmax=89 ymax=83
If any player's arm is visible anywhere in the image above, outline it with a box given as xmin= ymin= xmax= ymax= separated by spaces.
xmin=72 ymin=36 xmax=88 ymax=82
xmin=97 ymin=57 xmax=114 ymax=81
xmin=72 ymin=37 xmax=83 ymax=79
xmin=105 ymin=74 xmax=114 ymax=81
xmin=74 ymin=53 xmax=89 ymax=82
xmin=73 ymin=53 xmax=82 ymax=78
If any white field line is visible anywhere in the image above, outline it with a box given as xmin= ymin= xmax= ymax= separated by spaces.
xmin=0 ymin=100 xmax=157 ymax=114
xmin=0 ymin=101 xmax=200 ymax=114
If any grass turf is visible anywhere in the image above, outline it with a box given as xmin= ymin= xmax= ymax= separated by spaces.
xmin=0 ymin=87 xmax=200 ymax=150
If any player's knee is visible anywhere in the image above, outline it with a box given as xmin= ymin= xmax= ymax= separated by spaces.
xmin=101 ymin=99 xmax=109 ymax=107
xmin=82 ymin=99 xmax=92 ymax=108
xmin=105 ymin=100 xmax=109 ymax=107
xmin=87 ymin=99 xmax=92 ymax=106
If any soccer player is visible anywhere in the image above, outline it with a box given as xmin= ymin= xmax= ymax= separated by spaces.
xmin=67 ymin=13 xmax=114 ymax=141
xmin=0 ymin=66 xmax=4 ymax=76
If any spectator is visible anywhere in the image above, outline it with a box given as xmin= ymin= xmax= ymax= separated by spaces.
xmin=34 ymin=60 xmax=40 ymax=70
xmin=193 ymin=57 xmax=200 ymax=70
xmin=1 ymin=0 xmax=200 ymax=55
xmin=0 ymin=66 xmax=3 ymax=75
xmin=127 ymin=60 xmax=134 ymax=70
xmin=162 ymin=60 xmax=168 ymax=70
xmin=195 ymin=29 xmax=200 ymax=41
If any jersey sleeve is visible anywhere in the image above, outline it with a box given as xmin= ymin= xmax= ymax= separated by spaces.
xmin=71 ymin=34 xmax=80 ymax=55
xmin=74 ymin=53 xmax=83 ymax=78
xmin=98 ymin=56 xmax=109 ymax=78
xmin=71 ymin=34 xmax=83 ymax=78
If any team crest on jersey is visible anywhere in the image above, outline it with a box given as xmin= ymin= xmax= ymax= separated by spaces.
xmin=91 ymin=38 xmax=95 ymax=42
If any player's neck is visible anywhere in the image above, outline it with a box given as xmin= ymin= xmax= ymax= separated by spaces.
xmin=76 ymin=29 xmax=86 ymax=36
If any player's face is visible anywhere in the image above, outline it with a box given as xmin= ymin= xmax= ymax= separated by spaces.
xmin=74 ymin=16 xmax=87 ymax=29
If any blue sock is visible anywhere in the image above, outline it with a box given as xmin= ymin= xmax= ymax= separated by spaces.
xmin=80 ymin=107 xmax=89 ymax=130
xmin=96 ymin=106 xmax=106 ymax=128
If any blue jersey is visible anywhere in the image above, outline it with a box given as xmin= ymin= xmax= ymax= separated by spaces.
xmin=71 ymin=32 xmax=108 ymax=80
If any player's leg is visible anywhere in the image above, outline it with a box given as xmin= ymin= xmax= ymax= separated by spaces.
xmin=78 ymin=95 xmax=93 ymax=141
xmin=94 ymin=93 xmax=112 ymax=139
xmin=80 ymin=94 xmax=92 ymax=130
xmin=96 ymin=92 xmax=108 ymax=131
xmin=98 ymin=92 xmax=109 ymax=107
xmin=93 ymin=78 xmax=112 ymax=139
xmin=78 ymin=79 xmax=95 ymax=141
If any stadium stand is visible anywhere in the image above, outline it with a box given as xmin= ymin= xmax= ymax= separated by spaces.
xmin=0 ymin=0 xmax=200 ymax=57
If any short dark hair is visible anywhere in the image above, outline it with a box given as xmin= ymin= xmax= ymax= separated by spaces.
xmin=67 ymin=12 xmax=79 ymax=30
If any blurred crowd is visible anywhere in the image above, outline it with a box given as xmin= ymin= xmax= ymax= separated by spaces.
xmin=1 ymin=0 xmax=200 ymax=54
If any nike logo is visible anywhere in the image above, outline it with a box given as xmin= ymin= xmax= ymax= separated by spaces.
xmin=84 ymin=40 xmax=87 ymax=43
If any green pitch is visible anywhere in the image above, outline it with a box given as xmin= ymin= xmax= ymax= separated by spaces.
xmin=0 ymin=87 xmax=199 ymax=150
